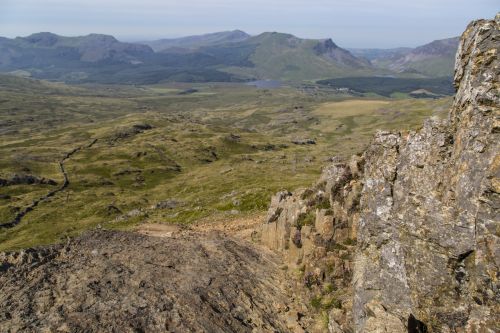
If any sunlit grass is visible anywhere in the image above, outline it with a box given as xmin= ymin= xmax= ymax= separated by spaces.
xmin=0 ymin=78 xmax=452 ymax=251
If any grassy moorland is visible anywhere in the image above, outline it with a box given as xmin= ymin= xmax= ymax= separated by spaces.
xmin=0 ymin=75 xmax=452 ymax=250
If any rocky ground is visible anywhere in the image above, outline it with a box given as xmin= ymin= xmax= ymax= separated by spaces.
xmin=0 ymin=228 xmax=312 ymax=333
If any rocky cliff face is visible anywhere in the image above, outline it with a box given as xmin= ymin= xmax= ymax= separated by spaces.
xmin=261 ymin=15 xmax=499 ymax=332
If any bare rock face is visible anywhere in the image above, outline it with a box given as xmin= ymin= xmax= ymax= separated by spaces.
xmin=260 ymin=15 xmax=499 ymax=332
xmin=0 ymin=231 xmax=296 ymax=332
xmin=354 ymin=15 xmax=499 ymax=332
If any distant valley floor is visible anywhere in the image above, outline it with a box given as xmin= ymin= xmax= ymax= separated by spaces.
xmin=0 ymin=76 xmax=452 ymax=251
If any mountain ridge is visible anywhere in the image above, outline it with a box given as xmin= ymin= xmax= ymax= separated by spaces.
xmin=142 ymin=30 xmax=251 ymax=52
xmin=0 ymin=30 xmax=460 ymax=83
xmin=0 ymin=30 xmax=376 ymax=83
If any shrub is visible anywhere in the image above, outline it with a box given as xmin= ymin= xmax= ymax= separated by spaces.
xmin=322 ymin=297 xmax=342 ymax=310
xmin=324 ymin=283 xmax=336 ymax=293
xmin=316 ymin=197 xmax=331 ymax=210
xmin=343 ymin=238 xmax=357 ymax=246
xmin=310 ymin=295 xmax=322 ymax=310
xmin=297 ymin=210 xmax=315 ymax=227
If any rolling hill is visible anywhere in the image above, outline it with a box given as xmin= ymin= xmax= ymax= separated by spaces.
xmin=348 ymin=47 xmax=412 ymax=62
xmin=388 ymin=37 xmax=460 ymax=76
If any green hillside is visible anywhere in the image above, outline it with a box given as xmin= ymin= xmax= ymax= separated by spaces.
xmin=218 ymin=33 xmax=378 ymax=81
xmin=365 ymin=37 xmax=460 ymax=77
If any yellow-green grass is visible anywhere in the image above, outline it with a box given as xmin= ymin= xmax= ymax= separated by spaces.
xmin=0 ymin=78 xmax=453 ymax=251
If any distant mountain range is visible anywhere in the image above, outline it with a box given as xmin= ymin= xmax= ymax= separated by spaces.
xmin=0 ymin=30 xmax=459 ymax=84
xmin=142 ymin=30 xmax=251 ymax=52
xmin=349 ymin=37 xmax=460 ymax=77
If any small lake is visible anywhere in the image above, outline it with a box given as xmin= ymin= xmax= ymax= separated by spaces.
xmin=245 ymin=80 xmax=283 ymax=89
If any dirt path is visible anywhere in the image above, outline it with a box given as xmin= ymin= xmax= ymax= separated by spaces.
xmin=136 ymin=212 xmax=265 ymax=240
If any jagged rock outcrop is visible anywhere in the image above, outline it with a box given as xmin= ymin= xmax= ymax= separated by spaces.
xmin=0 ymin=174 xmax=57 ymax=187
xmin=261 ymin=155 xmax=364 ymax=331
xmin=261 ymin=15 xmax=499 ymax=332
xmin=314 ymin=39 xmax=371 ymax=68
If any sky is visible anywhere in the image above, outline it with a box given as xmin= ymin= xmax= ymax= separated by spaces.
xmin=0 ymin=0 xmax=498 ymax=48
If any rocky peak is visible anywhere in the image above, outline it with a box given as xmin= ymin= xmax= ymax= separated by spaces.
xmin=314 ymin=38 xmax=339 ymax=53
xmin=314 ymin=38 xmax=371 ymax=69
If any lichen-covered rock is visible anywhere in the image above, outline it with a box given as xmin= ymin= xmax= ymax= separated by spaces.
xmin=0 ymin=174 xmax=58 ymax=187
xmin=353 ymin=15 xmax=499 ymax=332
xmin=260 ymin=14 xmax=499 ymax=333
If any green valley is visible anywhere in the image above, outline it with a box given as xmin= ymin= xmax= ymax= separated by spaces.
xmin=0 ymin=75 xmax=452 ymax=250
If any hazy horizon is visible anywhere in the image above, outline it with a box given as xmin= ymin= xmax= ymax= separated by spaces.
xmin=1 ymin=0 xmax=498 ymax=48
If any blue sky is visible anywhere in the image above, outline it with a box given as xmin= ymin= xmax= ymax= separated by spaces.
xmin=0 ymin=0 xmax=498 ymax=48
